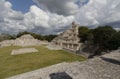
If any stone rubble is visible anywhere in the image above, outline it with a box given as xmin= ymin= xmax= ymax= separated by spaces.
xmin=6 ymin=49 xmax=120 ymax=79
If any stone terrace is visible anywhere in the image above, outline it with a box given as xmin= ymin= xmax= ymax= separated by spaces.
xmin=6 ymin=49 xmax=120 ymax=79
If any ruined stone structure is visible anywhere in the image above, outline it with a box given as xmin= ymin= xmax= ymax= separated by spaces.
xmin=52 ymin=22 xmax=82 ymax=52
xmin=0 ymin=34 xmax=42 ymax=47
xmin=0 ymin=40 xmax=14 ymax=47
xmin=14 ymin=34 xmax=41 ymax=46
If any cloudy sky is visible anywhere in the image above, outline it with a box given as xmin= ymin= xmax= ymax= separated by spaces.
xmin=0 ymin=0 xmax=120 ymax=34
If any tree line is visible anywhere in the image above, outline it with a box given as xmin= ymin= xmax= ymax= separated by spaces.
xmin=0 ymin=31 xmax=57 ymax=42
xmin=78 ymin=25 xmax=120 ymax=54
xmin=0 ymin=25 xmax=120 ymax=53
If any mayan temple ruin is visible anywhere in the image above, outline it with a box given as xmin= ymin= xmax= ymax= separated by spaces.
xmin=14 ymin=34 xmax=41 ymax=46
xmin=51 ymin=22 xmax=82 ymax=52
xmin=0 ymin=34 xmax=41 ymax=47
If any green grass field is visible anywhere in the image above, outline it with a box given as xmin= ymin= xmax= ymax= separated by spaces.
xmin=0 ymin=45 xmax=86 ymax=79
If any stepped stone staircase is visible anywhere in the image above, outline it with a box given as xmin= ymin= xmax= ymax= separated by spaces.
xmin=6 ymin=50 xmax=120 ymax=79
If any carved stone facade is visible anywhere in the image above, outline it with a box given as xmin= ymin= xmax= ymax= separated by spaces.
xmin=52 ymin=22 xmax=82 ymax=52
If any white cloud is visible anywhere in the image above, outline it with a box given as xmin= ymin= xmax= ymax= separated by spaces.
xmin=0 ymin=0 xmax=120 ymax=34
xmin=0 ymin=0 xmax=74 ymax=34
xmin=0 ymin=0 xmax=26 ymax=33
xmin=33 ymin=0 xmax=120 ymax=27
xmin=24 ymin=5 xmax=50 ymax=28
xmin=33 ymin=0 xmax=80 ymax=15
xmin=114 ymin=28 xmax=120 ymax=31
xmin=75 ymin=0 xmax=120 ymax=26
xmin=24 ymin=5 xmax=74 ymax=34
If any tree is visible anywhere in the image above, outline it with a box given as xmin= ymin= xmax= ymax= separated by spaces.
xmin=30 ymin=33 xmax=44 ymax=40
xmin=78 ymin=26 xmax=93 ymax=43
xmin=0 ymin=33 xmax=14 ymax=41
xmin=93 ymin=26 xmax=116 ymax=51
xmin=16 ymin=31 xmax=30 ymax=38
xmin=43 ymin=35 xmax=57 ymax=42
xmin=16 ymin=31 xmax=57 ymax=41
xmin=16 ymin=31 xmax=44 ymax=40
xmin=108 ymin=31 xmax=120 ymax=50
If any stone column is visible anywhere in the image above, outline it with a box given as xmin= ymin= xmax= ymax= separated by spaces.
xmin=71 ymin=44 xmax=73 ymax=50
xmin=69 ymin=44 xmax=70 ymax=49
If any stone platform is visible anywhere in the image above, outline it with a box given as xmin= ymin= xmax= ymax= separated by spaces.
xmin=11 ymin=48 xmax=38 ymax=55
xmin=7 ymin=50 xmax=120 ymax=79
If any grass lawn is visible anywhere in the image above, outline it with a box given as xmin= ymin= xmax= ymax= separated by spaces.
xmin=0 ymin=45 xmax=86 ymax=79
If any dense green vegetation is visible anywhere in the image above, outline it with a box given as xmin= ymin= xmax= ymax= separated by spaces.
xmin=16 ymin=31 xmax=57 ymax=42
xmin=78 ymin=26 xmax=93 ymax=43
xmin=108 ymin=31 xmax=120 ymax=50
xmin=78 ymin=25 xmax=120 ymax=54
xmin=0 ymin=33 xmax=15 ymax=41
xmin=0 ymin=31 xmax=57 ymax=42
xmin=0 ymin=46 xmax=85 ymax=79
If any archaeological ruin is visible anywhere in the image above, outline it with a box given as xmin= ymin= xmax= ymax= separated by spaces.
xmin=14 ymin=34 xmax=41 ymax=46
xmin=51 ymin=22 xmax=82 ymax=52
xmin=0 ymin=34 xmax=42 ymax=47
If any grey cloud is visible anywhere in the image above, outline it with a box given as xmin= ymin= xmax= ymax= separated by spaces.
xmin=23 ymin=5 xmax=74 ymax=34
xmin=33 ymin=0 xmax=80 ymax=16
xmin=0 ymin=0 xmax=120 ymax=35
xmin=0 ymin=0 xmax=26 ymax=34
xmin=33 ymin=0 xmax=120 ymax=28
xmin=7 ymin=11 xmax=24 ymax=20
xmin=75 ymin=0 xmax=120 ymax=27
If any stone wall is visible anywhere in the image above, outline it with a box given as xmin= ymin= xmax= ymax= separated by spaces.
xmin=0 ymin=40 xmax=14 ymax=47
